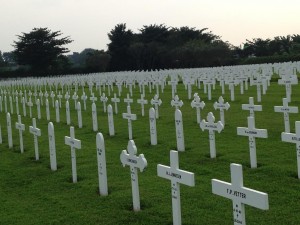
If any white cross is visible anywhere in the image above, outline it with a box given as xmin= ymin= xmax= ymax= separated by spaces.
xmin=72 ymin=92 xmax=78 ymax=109
xmin=111 ymin=93 xmax=120 ymax=114
xmin=212 ymin=163 xmax=269 ymax=225
xmin=29 ymin=118 xmax=41 ymax=160
xmin=15 ymin=115 xmax=25 ymax=153
xmin=200 ymin=112 xmax=224 ymax=158
xmin=27 ymin=97 xmax=33 ymax=118
xmin=100 ymin=93 xmax=108 ymax=113
xmin=237 ymin=116 xmax=268 ymax=168
xmin=251 ymin=78 xmax=263 ymax=102
xmin=278 ymin=75 xmax=298 ymax=102
xmin=203 ymin=78 xmax=216 ymax=100
xmin=65 ymin=126 xmax=82 ymax=183
xmin=81 ymin=92 xmax=87 ymax=111
xmin=120 ymin=140 xmax=147 ymax=211
xmin=122 ymin=106 xmax=137 ymax=140
xmin=214 ymin=96 xmax=230 ymax=126
xmin=137 ymin=94 xmax=148 ymax=116
xmin=168 ymin=79 xmax=178 ymax=98
xmin=171 ymin=95 xmax=183 ymax=109
xmin=57 ymin=91 xmax=63 ymax=108
xmin=282 ymin=121 xmax=300 ymax=178
xmin=89 ymin=92 xmax=97 ymax=103
xmin=274 ymin=98 xmax=298 ymax=133
xmin=64 ymin=91 xmax=70 ymax=101
xmin=124 ymin=93 xmax=133 ymax=107
xmin=151 ymin=94 xmax=162 ymax=119
xmin=191 ymin=93 xmax=205 ymax=124
xmin=39 ymin=91 xmax=43 ymax=105
xmin=242 ymin=97 xmax=262 ymax=118
xmin=157 ymin=150 xmax=195 ymax=225
xmin=50 ymin=91 xmax=55 ymax=108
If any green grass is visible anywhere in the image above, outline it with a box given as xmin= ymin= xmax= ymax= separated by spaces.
xmin=0 ymin=78 xmax=300 ymax=225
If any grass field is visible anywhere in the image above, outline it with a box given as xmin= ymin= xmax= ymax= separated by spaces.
xmin=0 ymin=76 xmax=300 ymax=225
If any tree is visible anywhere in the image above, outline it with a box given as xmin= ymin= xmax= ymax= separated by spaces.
xmin=0 ymin=51 xmax=5 ymax=67
xmin=13 ymin=27 xmax=72 ymax=73
xmin=85 ymin=50 xmax=111 ymax=72
xmin=107 ymin=23 xmax=133 ymax=71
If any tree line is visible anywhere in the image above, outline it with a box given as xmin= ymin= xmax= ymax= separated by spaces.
xmin=1 ymin=24 xmax=300 ymax=77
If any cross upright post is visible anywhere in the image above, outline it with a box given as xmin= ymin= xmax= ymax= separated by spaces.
xmin=212 ymin=163 xmax=269 ymax=225
xmin=282 ymin=121 xmax=300 ymax=178
xmin=65 ymin=126 xmax=82 ymax=183
xmin=120 ymin=140 xmax=147 ymax=211
xmin=157 ymin=150 xmax=195 ymax=225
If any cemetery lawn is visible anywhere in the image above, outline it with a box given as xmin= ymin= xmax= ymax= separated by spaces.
xmin=1 ymin=78 xmax=300 ymax=225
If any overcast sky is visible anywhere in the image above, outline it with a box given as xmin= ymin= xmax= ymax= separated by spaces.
xmin=1 ymin=0 xmax=299 ymax=53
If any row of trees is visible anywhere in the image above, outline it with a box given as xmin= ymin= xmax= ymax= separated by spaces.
xmin=1 ymin=25 xmax=300 ymax=77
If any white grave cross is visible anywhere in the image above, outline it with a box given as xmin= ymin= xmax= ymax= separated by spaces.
xmin=137 ymin=94 xmax=148 ymax=116
xmin=212 ymin=163 xmax=269 ymax=225
xmin=200 ymin=112 xmax=224 ymax=158
xmin=150 ymin=94 xmax=162 ymax=119
xmin=242 ymin=97 xmax=262 ymax=118
xmin=237 ymin=117 xmax=268 ymax=168
xmin=15 ymin=115 xmax=25 ymax=153
xmin=274 ymin=98 xmax=298 ymax=133
xmin=124 ymin=93 xmax=133 ymax=107
xmin=122 ymin=106 xmax=137 ymax=140
xmin=120 ymin=140 xmax=147 ymax=211
xmin=214 ymin=96 xmax=230 ymax=126
xmin=157 ymin=150 xmax=195 ymax=225
xmin=111 ymin=93 xmax=120 ymax=114
xmin=191 ymin=93 xmax=205 ymax=124
xmin=100 ymin=93 xmax=108 ymax=112
xmin=171 ymin=95 xmax=184 ymax=109
xmin=65 ymin=126 xmax=82 ymax=183
xmin=281 ymin=121 xmax=300 ymax=178
xmin=29 ymin=118 xmax=41 ymax=160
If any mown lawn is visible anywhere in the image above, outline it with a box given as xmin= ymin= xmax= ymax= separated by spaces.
xmin=0 ymin=76 xmax=300 ymax=225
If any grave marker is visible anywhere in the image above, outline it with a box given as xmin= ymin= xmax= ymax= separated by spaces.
xmin=72 ymin=92 xmax=78 ymax=110
xmin=92 ymin=103 xmax=98 ymax=131
xmin=191 ymin=93 xmax=205 ymax=124
xmin=111 ymin=93 xmax=120 ymax=114
xmin=137 ymin=94 xmax=148 ymax=116
xmin=107 ymin=104 xmax=115 ymax=136
xmin=242 ymin=97 xmax=262 ymax=118
xmin=29 ymin=118 xmax=41 ymax=160
xmin=66 ymin=100 xmax=71 ymax=125
xmin=281 ymin=121 xmax=300 ymax=178
xmin=237 ymin=117 xmax=268 ymax=168
xmin=212 ymin=163 xmax=269 ymax=225
xmin=48 ymin=122 xmax=57 ymax=171
xmin=274 ymin=98 xmax=298 ymax=133
xmin=77 ymin=102 xmax=82 ymax=128
xmin=45 ymin=99 xmax=50 ymax=121
xmin=22 ymin=96 xmax=26 ymax=117
xmin=157 ymin=150 xmax=195 ymax=225
xmin=65 ymin=126 xmax=82 ymax=183
xmin=96 ymin=132 xmax=108 ymax=196
xmin=36 ymin=99 xmax=41 ymax=119
xmin=120 ymin=140 xmax=147 ymax=211
xmin=55 ymin=100 xmax=60 ymax=123
xmin=27 ymin=97 xmax=33 ymax=118
xmin=100 ymin=93 xmax=108 ymax=113
xmin=149 ymin=107 xmax=157 ymax=145
xmin=124 ymin=93 xmax=133 ymax=107
xmin=15 ymin=96 xmax=19 ymax=115
xmin=122 ymin=106 xmax=137 ymax=140
xmin=175 ymin=109 xmax=185 ymax=151
xmin=15 ymin=115 xmax=25 ymax=153
xmin=9 ymin=96 xmax=13 ymax=114
xmin=7 ymin=112 xmax=13 ymax=149
xmin=214 ymin=96 xmax=230 ymax=126
xmin=200 ymin=112 xmax=224 ymax=158
xmin=81 ymin=92 xmax=87 ymax=111
xmin=171 ymin=95 xmax=183 ymax=110
xmin=151 ymin=94 xmax=162 ymax=119
xmin=0 ymin=125 xmax=2 ymax=144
